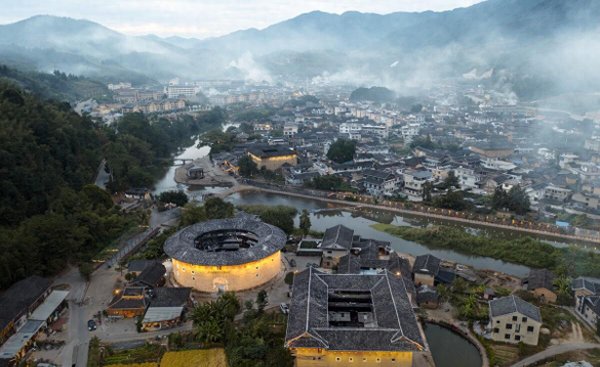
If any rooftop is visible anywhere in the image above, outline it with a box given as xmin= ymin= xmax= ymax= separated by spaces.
xmin=412 ymin=254 xmax=441 ymax=276
xmin=0 ymin=276 xmax=51 ymax=332
xmin=164 ymin=217 xmax=287 ymax=266
xmin=248 ymin=144 xmax=296 ymax=159
xmin=285 ymin=268 xmax=425 ymax=352
xmin=319 ymin=225 xmax=354 ymax=251
xmin=489 ymin=295 xmax=542 ymax=323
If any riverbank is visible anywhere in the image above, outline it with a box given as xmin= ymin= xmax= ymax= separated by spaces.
xmin=174 ymin=156 xmax=235 ymax=187
xmin=371 ymin=223 xmax=600 ymax=278
xmin=221 ymin=183 xmax=600 ymax=246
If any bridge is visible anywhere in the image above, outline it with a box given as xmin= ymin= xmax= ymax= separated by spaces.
xmin=173 ymin=158 xmax=194 ymax=165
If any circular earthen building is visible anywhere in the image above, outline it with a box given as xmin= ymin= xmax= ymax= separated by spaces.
xmin=164 ymin=217 xmax=286 ymax=292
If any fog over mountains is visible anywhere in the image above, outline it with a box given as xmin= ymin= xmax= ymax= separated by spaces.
xmin=1 ymin=0 xmax=599 ymax=99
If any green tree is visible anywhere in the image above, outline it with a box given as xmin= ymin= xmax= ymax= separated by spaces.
xmin=444 ymin=170 xmax=459 ymax=189
xmin=79 ymin=263 xmax=94 ymax=282
xmin=327 ymin=139 xmax=356 ymax=163
xmin=238 ymin=155 xmax=258 ymax=177
xmin=422 ymin=182 xmax=433 ymax=202
xmin=157 ymin=190 xmax=189 ymax=207
xmin=256 ymin=290 xmax=268 ymax=313
xmin=299 ymin=209 xmax=311 ymax=236
xmin=204 ymin=197 xmax=235 ymax=220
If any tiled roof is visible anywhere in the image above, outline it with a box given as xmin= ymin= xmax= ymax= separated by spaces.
xmin=525 ymin=269 xmax=555 ymax=291
xmin=285 ymin=268 xmax=425 ymax=352
xmin=489 ymin=295 xmax=542 ymax=323
xmin=571 ymin=277 xmax=600 ymax=294
xmin=319 ymin=225 xmax=354 ymax=250
xmin=0 ymin=276 xmax=51 ymax=332
xmin=164 ymin=217 xmax=286 ymax=266
xmin=131 ymin=263 xmax=166 ymax=288
xmin=412 ymin=254 xmax=441 ymax=276
xmin=149 ymin=287 xmax=191 ymax=308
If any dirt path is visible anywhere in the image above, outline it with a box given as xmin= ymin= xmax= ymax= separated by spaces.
xmin=511 ymin=343 xmax=600 ymax=367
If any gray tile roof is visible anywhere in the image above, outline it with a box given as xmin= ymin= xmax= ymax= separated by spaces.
xmin=571 ymin=277 xmax=600 ymax=294
xmin=489 ymin=295 xmax=542 ymax=323
xmin=163 ymin=217 xmax=286 ymax=266
xmin=0 ymin=276 xmax=51 ymax=332
xmin=319 ymin=225 xmax=354 ymax=250
xmin=412 ymin=254 xmax=441 ymax=276
xmin=525 ymin=269 xmax=555 ymax=292
xmin=285 ymin=268 xmax=425 ymax=352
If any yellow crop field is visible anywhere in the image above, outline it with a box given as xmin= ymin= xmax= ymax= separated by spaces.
xmin=159 ymin=349 xmax=227 ymax=367
xmin=105 ymin=364 xmax=157 ymax=367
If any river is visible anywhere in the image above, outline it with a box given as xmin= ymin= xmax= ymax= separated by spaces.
xmin=423 ymin=323 xmax=482 ymax=367
xmin=153 ymin=141 xmax=533 ymax=277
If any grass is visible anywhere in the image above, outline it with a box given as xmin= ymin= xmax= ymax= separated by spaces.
xmin=159 ymin=349 xmax=227 ymax=367
xmin=102 ymin=344 xmax=165 ymax=365
xmin=371 ymin=223 xmax=600 ymax=277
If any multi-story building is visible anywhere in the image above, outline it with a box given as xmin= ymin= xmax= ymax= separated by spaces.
xmin=166 ymin=85 xmax=201 ymax=99
xmin=488 ymin=295 xmax=542 ymax=346
xmin=285 ymin=268 xmax=427 ymax=367
xmin=402 ymin=169 xmax=433 ymax=201
xmin=247 ymin=145 xmax=297 ymax=171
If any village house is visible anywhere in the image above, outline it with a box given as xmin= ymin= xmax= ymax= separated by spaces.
xmin=522 ymin=269 xmax=557 ymax=303
xmin=141 ymin=287 xmax=192 ymax=331
xmin=488 ymin=295 xmax=542 ymax=346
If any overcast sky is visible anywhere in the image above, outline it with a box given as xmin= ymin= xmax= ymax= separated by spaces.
xmin=0 ymin=0 xmax=485 ymax=39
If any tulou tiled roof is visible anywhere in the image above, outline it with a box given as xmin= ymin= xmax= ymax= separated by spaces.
xmin=163 ymin=217 xmax=286 ymax=266
xmin=489 ymin=295 xmax=542 ymax=323
xmin=285 ymin=268 xmax=426 ymax=352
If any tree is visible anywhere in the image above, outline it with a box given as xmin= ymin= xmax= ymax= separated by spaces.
xmin=327 ymin=139 xmax=356 ymax=163
xmin=444 ymin=171 xmax=459 ymax=189
xmin=256 ymin=290 xmax=268 ymax=313
xmin=422 ymin=182 xmax=433 ymax=202
xmin=79 ymin=263 xmax=93 ymax=282
xmin=157 ymin=190 xmax=189 ymax=207
xmin=299 ymin=209 xmax=311 ymax=236
xmin=238 ymin=155 xmax=258 ymax=177
xmin=204 ymin=197 xmax=234 ymax=220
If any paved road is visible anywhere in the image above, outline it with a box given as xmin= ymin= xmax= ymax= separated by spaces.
xmin=224 ymin=184 xmax=600 ymax=245
xmin=511 ymin=343 xmax=600 ymax=367
xmin=94 ymin=159 xmax=109 ymax=189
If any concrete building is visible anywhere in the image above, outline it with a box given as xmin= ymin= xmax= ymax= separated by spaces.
xmin=164 ymin=217 xmax=286 ymax=292
xmin=488 ymin=295 xmax=542 ymax=346
xmin=285 ymin=268 xmax=426 ymax=367
xmin=247 ymin=145 xmax=297 ymax=171
xmin=166 ymin=85 xmax=200 ymax=99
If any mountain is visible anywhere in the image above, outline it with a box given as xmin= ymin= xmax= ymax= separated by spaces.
xmin=0 ymin=0 xmax=599 ymax=98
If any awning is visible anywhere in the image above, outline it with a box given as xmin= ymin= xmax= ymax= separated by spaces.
xmin=142 ymin=307 xmax=183 ymax=323
xmin=29 ymin=290 xmax=69 ymax=321
xmin=0 ymin=320 xmax=44 ymax=359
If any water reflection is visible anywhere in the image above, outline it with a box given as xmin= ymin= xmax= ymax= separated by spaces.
xmin=226 ymin=192 xmax=531 ymax=277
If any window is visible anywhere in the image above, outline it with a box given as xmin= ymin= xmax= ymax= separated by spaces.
xmin=363 ymin=358 xmax=367 ymax=362
xmin=527 ymin=326 xmax=534 ymax=332
xmin=506 ymin=323 xmax=512 ymax=330
xmin=505 ymin=334 xmax=510 ymax=339
xmin=493 ymin=328 xmax=499 ymax=333
xmin=349 ymin=357 xmax=353 ymax=362
xmin=391 ymin=358 xmax=396 ymax=362
xmin=515 ymin=335 xmax=521 ymax=341
xmin=336 ymin=357 xmax=341 ymax=362
xmin=512 ymin=316 xmax=518 ymax=321
xmin=376 ymin=358 xmax=381 ymax=363
xmin=496 ymin=320 xmax=500 ymax=323
xmin=522 ymin=317 xmax=528 ymax=322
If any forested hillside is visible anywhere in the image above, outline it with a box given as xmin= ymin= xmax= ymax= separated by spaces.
xmin=0 ymin=64 xmax=111 ymax=102
xmin=0 ymin=82 xmax=225 ymax=289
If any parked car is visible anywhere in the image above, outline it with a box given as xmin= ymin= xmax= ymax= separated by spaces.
xmin=280 ymin=303 xmax=289 ymax=314
xmin=87 ymin=319 xmax=97 ymax=331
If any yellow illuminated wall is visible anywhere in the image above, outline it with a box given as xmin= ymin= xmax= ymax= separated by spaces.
xmin=248 ymin=152 xmax=297 ymax=171
xmin=291 ymin=348 xmax=413 ymax=367
xmin=172 ymin=251 xmax=282 ymax=292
